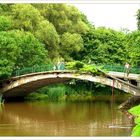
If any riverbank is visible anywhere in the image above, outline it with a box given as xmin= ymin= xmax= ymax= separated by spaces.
xmin=25 ymin=92 xmax=130 ymax=103
xmin=128 ymin=104 xmax=140 ymax=136
xmin=118 ymin=95 xmax=140 ymax=136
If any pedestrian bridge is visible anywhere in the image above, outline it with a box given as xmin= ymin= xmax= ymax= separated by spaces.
xmin=0 ymin=68 xmax=140 ymax=98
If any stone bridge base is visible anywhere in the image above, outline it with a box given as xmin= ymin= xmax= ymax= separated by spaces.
xmin=119 ymin=96 xmax=140 ymax=110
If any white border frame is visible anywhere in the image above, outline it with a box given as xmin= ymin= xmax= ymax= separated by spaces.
xmin=0 ymin=0 xmax=140 ymax=4
xmin=0 ymin=0 xmax=140 ymax=139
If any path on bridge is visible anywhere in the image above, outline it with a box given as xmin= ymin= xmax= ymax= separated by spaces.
xmin=108 ymin=71 xmax=140 ymax=81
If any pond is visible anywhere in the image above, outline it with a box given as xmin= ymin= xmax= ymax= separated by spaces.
xmin=0 ymin=98 xmax=132 ymax=136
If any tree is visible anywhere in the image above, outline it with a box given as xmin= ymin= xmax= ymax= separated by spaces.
xmin=0 ymin=4 xmax=91 ymax=63
xmin=82 ymin=27 xmax=127 ymax=64
xmin=0 ymin=4 xmax=12 ymax=15
xmin=10 ymin=4 xmax=61 ymax=61
xmin=0 ymin=31 xmax=20 ymax=79
xmin=11 ymin=4 xmax=42 ymax=31
xmin=35 ymin=20 xmax=60 ymax=60
xmin=0 ymin=30 xmax=50 ymax=80
xmin=60 ymin=32 xmax=84 ymax=61
xmin=11 ymin=30 xmax=49 ymax=68
xmin=125 ymin=31 xmax=140 ymax=66
xmin=34 ymin=4 xmax=89 ymax=35
xmin=137 ymin=9 xmax=140 ymax=30
xmin=0 ymin=16 xmax=12 ymax=31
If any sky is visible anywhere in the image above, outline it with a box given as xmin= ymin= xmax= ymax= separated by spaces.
xmin=73 ymin=3 xmax=140 ymax=31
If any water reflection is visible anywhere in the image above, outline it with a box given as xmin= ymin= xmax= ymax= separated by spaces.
xmin=0 ymin=100 xmax=132 ymax=136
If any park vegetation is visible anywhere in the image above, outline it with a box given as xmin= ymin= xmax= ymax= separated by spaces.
xmin=129 ymin=105 xmax=140 ymax=136
xmin=0 ymin=3 xmax=140 ymax=136
xmin=0 ymin=4 xmax=139 ymax=95
xmin=0 ymin=4 xmax=140 ymax=80
xmin=0 ymin=5 xmax=138 ymax=99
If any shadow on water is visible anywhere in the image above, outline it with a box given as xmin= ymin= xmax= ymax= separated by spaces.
xmin=3 ymin=96 xmax=25 ymax=103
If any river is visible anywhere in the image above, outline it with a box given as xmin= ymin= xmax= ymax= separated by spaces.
xmin=0 ymin=98 xmax=132 ymax=136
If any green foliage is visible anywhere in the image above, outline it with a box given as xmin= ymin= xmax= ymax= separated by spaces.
xmin=80 ymin=65 xmax=98 ymax=74
xmin=66 ymin=61 xmax=101 ymax=75
xmin=0 ymin=30 xmax=49 ymax=79
xmin=33 ymin=4 xmax=89 ymax=61
xmin=135 ymin=117 xmax=140 ymax=124
xmin=0 ymin=3 xmax=140 ymax=78
xmin=0 ymin=16 xmax=12 ymax=31
xmin=60 ymin=32 xmax=83 ymax=61
xmin=129 ymin=104 xmax=140 ymax=116
xmin=0 ymin=4 xmax=12 ymax=15
xmin=35 ymin=20 xmax=60 ymax=60
xmin=82 ymin=27 xmax=127 ymax=65
xmin=131 ymin=124 xmax=140 ymax=136
xmin=128 ymin=104 xmax=140 ymax=136
xmin=66 ymin=61 xmax=84 ymax=70
xmin=65 ymin=85 xmax=77 ymax=96
xmin=137 ymin=9 xmax=140 ymax=30
xmin=25 ymin=82 xmax=128 ymax=102
xmin=0 ymin=4 xmax=91 ymax=79
xmin=34 ymin=4 xmax=89 ymax=35
xmin=125 ymin=31 xmax=140 ymax=66
xmin=10 ymin=4 xmax=60 ymax=61
xmin=0 ymin=94 xmax=4 ymax=104
xmin=25 ymin=92 xmax=48 ymax=101
xmin=13 ymin=31 xmax=49 ymax=68
xmin=5 ymin=4 xmax=88 ymax=62
xmin=47 ymin=86 xmax=66 ymax=101
xmin=11 ymin=4 xmax=42 ymax=31
xmin=0 ymin=31 xmax=21 ymax=79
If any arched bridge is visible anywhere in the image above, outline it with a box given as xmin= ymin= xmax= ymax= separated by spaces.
xmin=0 ymin=69 xmax=140 ymax=98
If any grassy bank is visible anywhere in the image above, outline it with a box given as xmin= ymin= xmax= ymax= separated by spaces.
xmin=129 ymin=104 xmax=140 ymax=136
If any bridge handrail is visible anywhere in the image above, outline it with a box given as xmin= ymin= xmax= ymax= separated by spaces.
xmin=12 ymin=64 xmax=54 ymax=77
xmin=96 ymin=67 xmax=140 ymax=90
xmin=95 ymin=64 xmax=140 ymax=74
xmin=11 ymin=64 xmax=140 ymax=77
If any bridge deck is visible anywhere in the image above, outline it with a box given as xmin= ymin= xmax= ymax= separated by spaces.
xmin=0 ymin=70 xmax=140 ymax=97
xmin=108 ymin=71 xmax=140 ymax=81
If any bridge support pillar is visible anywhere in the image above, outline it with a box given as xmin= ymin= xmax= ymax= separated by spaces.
xmin=137 ymin=81 xmax=140 ymax=88
xmin=0 ymin=93 xmax=3 ymax=104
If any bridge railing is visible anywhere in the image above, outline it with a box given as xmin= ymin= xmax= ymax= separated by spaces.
xmin=96 ymin=64 xmax=140 ymax=74
xmin=12 ymin=63 xmax=140 ymax=77
xmin=12 ymin=63 xmax=65 ymax=77
xmin=12 ymin=64 xmax=54 ymax=77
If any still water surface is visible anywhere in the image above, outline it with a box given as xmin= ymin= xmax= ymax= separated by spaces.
xmin=0 ymin=99 xmax=132 ymax=136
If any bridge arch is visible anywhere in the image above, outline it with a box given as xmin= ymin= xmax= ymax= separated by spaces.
xmin=1 ymin=71 xmax=140 ymax=98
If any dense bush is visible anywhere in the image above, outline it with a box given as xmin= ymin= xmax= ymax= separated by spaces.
xmin=129 ymin=104 xmax=140 ymax=136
